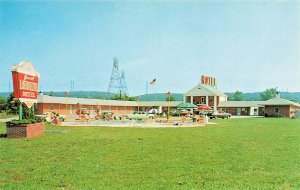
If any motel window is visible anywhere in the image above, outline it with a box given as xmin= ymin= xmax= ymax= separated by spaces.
xmin=275 ymin=107 xmax=279 ymax=114
xmin=201 ymin=97 xmax=205 ymax=103
xmin=242 ymin=108 xmax=245 ymax=111
xmin=59 ymin=105 xmax=61 ymax=112
xmin=50 ymin=105 xmax=54 ymax=111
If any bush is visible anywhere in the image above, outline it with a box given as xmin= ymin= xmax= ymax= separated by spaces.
xmin=6 ymin=116 xmax=44 ymax=128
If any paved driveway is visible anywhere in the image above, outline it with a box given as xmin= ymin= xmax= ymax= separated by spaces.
xmin=0 ymin=116 xmax=18 ymax=123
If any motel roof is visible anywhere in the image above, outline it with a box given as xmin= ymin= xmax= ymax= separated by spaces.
xmin=139 ymin=101 xmax=182 ymax=107
xmin=38 ymin=95 xmax=181 ymax=107
xmin=218 ymin=101 xmax=265 ymax=108
xmin=184 ymin=84 xmax=227 ymax=97
xmin=260 ymin=97 xmax=300 ymax=107
xmin=38 ymin=95 xmax=138 ymax=106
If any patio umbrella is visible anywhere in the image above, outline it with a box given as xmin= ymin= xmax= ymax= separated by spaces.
xmin=177 ymin=103 xmax=197 ymax=109
xmin=197 ymin=105 xmax=212 ymax=110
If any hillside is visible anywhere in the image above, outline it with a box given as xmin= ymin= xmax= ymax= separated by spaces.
xmin=138 ymin=93 xmax=183 ymax=101
xmin=1 ymin=91 xmax=300 ymax=102
xmin=226 ymin=92 xmax=300 ymax=102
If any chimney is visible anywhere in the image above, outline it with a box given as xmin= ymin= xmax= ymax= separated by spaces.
xmin=275 ymin=91 xmax=280 ymax=98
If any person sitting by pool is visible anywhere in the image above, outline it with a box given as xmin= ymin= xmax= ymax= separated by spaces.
xmin=192 ymin=114 xmax=197 ymax=122
xmin=110 ymin=113 xmax=114 ymax=121
xmin=76 ymin=108 xmax=80 ymax=115
xmin=54 ymin=115 xmax=61 ymax=125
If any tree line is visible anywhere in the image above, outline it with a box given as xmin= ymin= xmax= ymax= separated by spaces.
xmin=228 ymin=88 xmax=278 ymax=101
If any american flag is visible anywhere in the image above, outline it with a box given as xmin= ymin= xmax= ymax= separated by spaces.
xmin=150 ymin=79 xmax=156 ymax=85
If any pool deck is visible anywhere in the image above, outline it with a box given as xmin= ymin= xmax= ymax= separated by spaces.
xmin=61 ymin=120 xmax=217 ymax=128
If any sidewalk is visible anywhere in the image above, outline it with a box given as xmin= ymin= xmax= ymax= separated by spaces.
xmin=0 ymin=116 xmax=18 ymax=123
xmin=231 ymin=116 xmax=264 ymax=119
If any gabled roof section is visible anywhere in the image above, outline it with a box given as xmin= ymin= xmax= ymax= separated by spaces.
xmin=260 ymin=97 xmax=300 ymax=107
xmin=218 ymin=101 xmax=265 ymax=108
xmin=184 ymin=84 xmax=227 ymax=97
xmin=11 ymin=61 xmax=40 ymax=77
xmin=38 ymin=95 xmax=182 ymax=107
xmin=38 ymin=95 xmax=138 ymax=106
xmin=139 ymin=101 xmax=182 ymax=107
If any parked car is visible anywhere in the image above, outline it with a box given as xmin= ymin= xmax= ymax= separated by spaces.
xmin=127 ymin=111 xmax=156 ymax=120
xmin=197 ymin=109 xmax=214 ymax=115
xmin=209 ymin=110 xmax=231 ymax=119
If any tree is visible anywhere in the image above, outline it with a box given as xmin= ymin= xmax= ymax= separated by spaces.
xmin=110 ymin=93 xmax=135 ymax=101
xmin=6 ymin=93 xmax=18 ymax=114
xmin=0 ymin=96 xmax=8 ymax=112
xmin=233 ymin=91 xmax=243 ymax=101
xmin=6 ymin=92 xmax=37 ymax=117
xmin=166 ymin=95 xmax=176 ymax=101
xmin=226 ymin=94 xmax=234 ymax=101
xmin=260 ymin=88 xmax=277 ymax=100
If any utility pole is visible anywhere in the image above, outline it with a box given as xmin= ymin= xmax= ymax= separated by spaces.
xmin=8 ymin=80 xmax=11 ymax=93
xmin=146 ymin=81 xmax=148 ymax=101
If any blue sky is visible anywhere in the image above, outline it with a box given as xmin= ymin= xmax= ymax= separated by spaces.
xmin=0 ymin=1 xmax=299 ymax=95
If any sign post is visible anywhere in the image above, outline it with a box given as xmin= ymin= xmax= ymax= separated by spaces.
xmin=11 ymin=61 xmax=40 ymax=120
xmin=19 ymin=104 xmax=23 ymax=120
xmin=7 ymin=61 xmax=45 ymax=138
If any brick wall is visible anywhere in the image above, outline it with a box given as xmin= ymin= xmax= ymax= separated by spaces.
xmin=37 ymin=103 xmax=137 ymax=115
xmin=218 ymin=107 xmax=251 ymax=116
xmin=265 ymin=105 xmax=291 ymax=117
xmin=7 ymin=122 xmax=45 ymax=138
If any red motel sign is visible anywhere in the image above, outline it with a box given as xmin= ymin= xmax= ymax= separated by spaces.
xmin=11 ymin=61 xmax=40 ymax=103
xmin=12 ymin=72 xmax=39 ymax=100
xmin=201 ymin=75 xmax=216 ymax=87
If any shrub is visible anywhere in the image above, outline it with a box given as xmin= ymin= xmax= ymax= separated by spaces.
xmin=6 ymin=116 xmax=44 ymax=128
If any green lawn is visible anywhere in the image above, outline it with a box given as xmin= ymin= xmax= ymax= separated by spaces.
xmin=1 ymin=118 xmax=300 ymax=189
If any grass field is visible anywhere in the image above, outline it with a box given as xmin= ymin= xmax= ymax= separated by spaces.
xmin=1 ymin=118 xmax=300 ymax=189
xmin=0 ymin=113 xmax=17 ymax=119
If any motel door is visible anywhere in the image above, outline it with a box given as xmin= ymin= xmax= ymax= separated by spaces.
xmin=237 ymin=108 xmax=241 ymax=116
xmin=70 ymin=105 xmax=72 ymax=114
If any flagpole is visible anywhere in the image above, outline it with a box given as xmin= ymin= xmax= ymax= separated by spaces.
xmin=150 ymin=79 xmax=156 ymax=101
xmin=155 ymin=84 xmax=157 ymax=101
xmin=146 ymin=81 xmax=148 ymax=101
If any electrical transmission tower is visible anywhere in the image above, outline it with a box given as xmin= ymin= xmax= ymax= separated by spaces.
xmin=120 ymin=71 xmax=128 ymax=96
xmin=107 ymin=58 xmax=129 ymax=98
